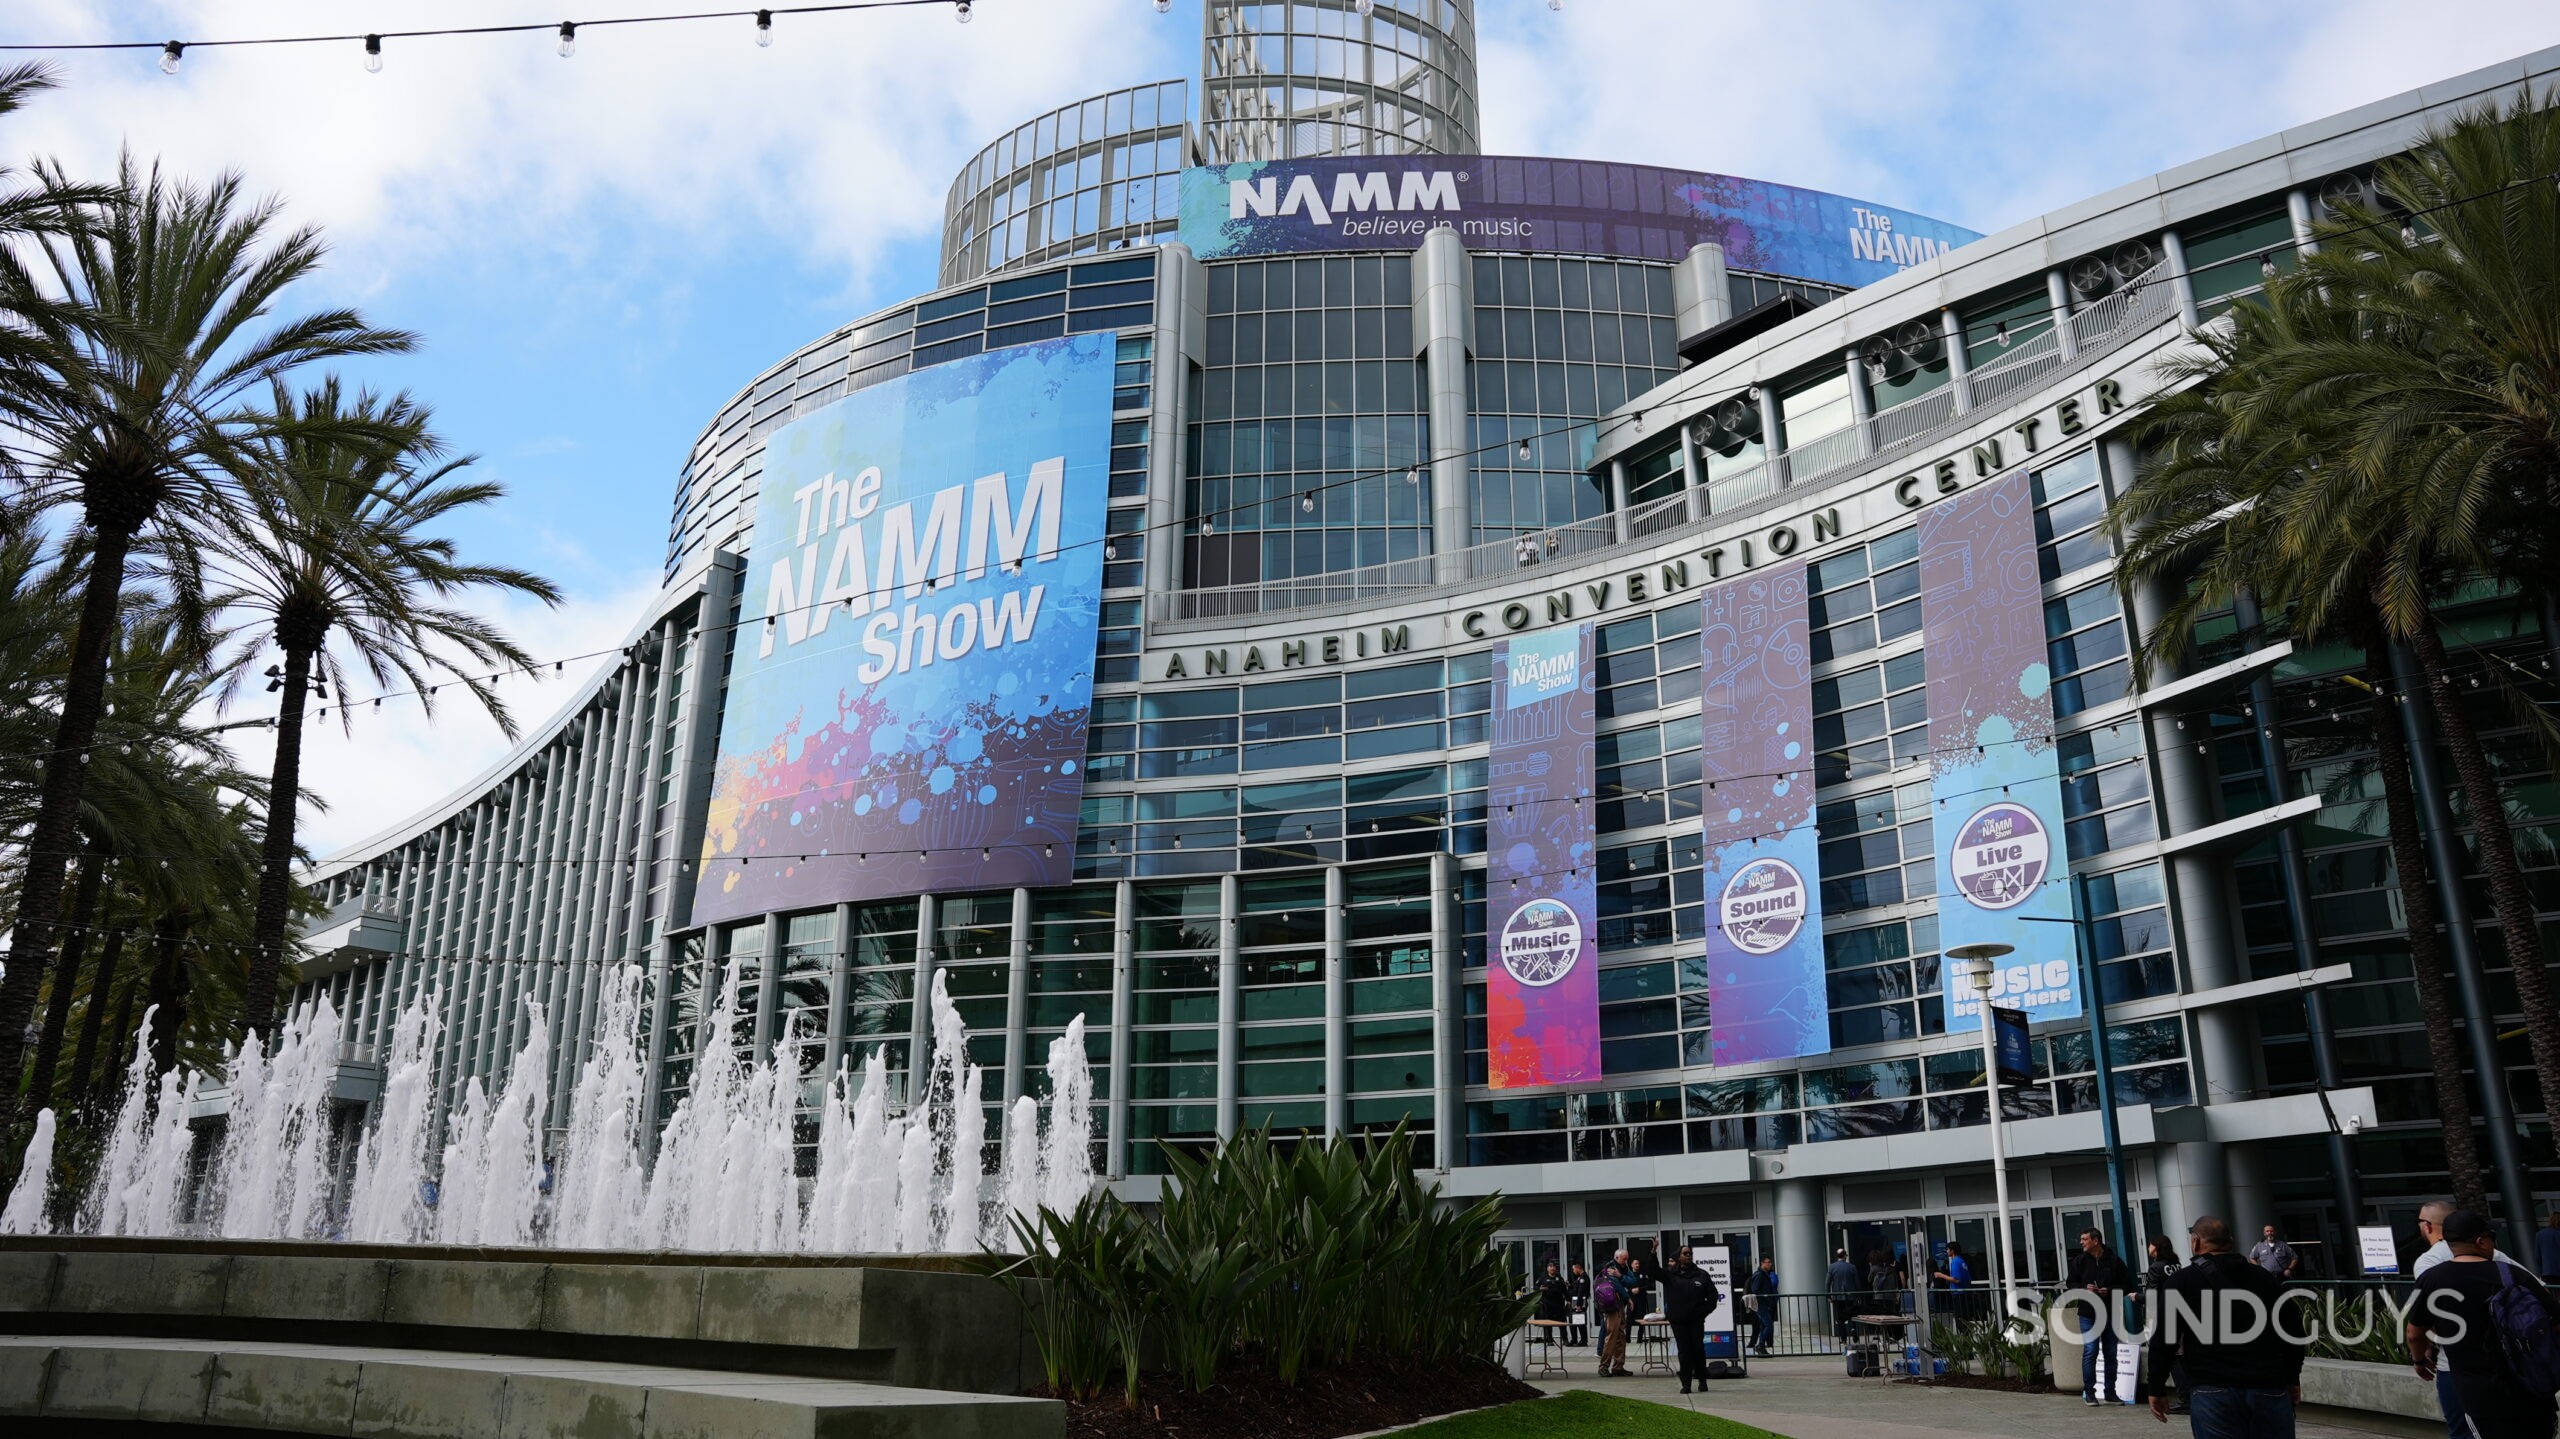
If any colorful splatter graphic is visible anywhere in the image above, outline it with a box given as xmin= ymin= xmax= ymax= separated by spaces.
xmin=1486 ymin=624 xmax=1602 ymax=1090
xmin=690 ymin=333 xmax=1114 ymax=927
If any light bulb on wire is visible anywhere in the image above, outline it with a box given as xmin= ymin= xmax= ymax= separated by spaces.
xmin=556 ymin=22 xmax=577 ymax=57
xmin=1357 ymin=0 xmax=1376 ymax=15
xmin=159 ymin=41 xmax=184 ymax=75
xmin=955 ymin=0 xmax=973 ymax=21
xmin=756 ymin=9 xmax=774 ymax=45
xmin=1155 ymin=0 xmax=1173 ymax=12
xmin=364 ymin=35 xmax=383 ymax=72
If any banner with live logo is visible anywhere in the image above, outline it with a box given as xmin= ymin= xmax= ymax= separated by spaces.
xmin=1486 ymin=623 xmax=1603 ymax=1090
xmin=1698 ymin=562 xmax=1830 ymax=1063
xmin=1918 ymin=473 xmax=2081 ymax=1029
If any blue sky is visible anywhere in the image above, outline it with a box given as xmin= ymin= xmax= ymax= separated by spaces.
xmin=8 ymin=0 xmax=2556 ymax=852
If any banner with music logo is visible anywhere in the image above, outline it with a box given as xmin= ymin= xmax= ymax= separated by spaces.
xmin=1698 ymin=562 xmax=1830 ymax=1063
xmin=1918 ymin=473 xmax=2081 ymax=1028
xmin=1486 ymin=623 xmax=1602 ymax=1089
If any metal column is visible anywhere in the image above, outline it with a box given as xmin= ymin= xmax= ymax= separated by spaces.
xmin=2046 ymin=270 xmax=2079 ymax=361
xmin=1106 ymin=879 xmax=1135 ymax=1180
xmin=1324 ymin=864 xmax=1349 ymax=1141
xmin=1215 ymin=872 xmax=1241 ymax=1142
xmin=2159 ymin=229 xmax=2202 ymax=329
xmin=1002 ymin=886 xmax=1033 ymax=1109
xmin=1940 ymin=308 xmax=1973 ymax=415
xmin=1430 ymin=850 xmax=1462 ymax=1173
xmin=1414 ymin=228 xmax=1475 ymax=584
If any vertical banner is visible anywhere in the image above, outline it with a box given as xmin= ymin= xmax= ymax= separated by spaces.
xmin=1486 ymin=624 xmax=1602 ymax=1090
xmin=691 ymin=332 xmax=1115 ymax=927
xmin=1701 ymin=1245 xmax=1741 ymax=1365
xmin=1697 ymin=562 xmax=1829 ymax=1062
xmin=1918 ymin=473 xmax=2082 ymax=1028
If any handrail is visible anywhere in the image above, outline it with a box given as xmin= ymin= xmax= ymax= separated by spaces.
xmin=1154 ymin=263 xmax=2175 ymax=627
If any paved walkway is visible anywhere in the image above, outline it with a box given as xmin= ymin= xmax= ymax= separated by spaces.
xmin=1529 ymin=1354 xmax=2439 ymax=1439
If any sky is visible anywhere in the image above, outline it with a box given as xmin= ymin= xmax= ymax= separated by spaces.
xmin=6 ymin=0 xmax=2556 ymax=857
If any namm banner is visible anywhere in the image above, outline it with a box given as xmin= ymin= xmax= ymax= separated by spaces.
xmin=1485 ymin=623 xmax=1603 ymax=1090
xmin=1178 ymin=155 xmax=1982 ymax=290
xmin=1697 ymin=561 xmax=1830 ymax=1063
xmin=1917 ymin=472 xmax=2081 ymax=1027
xmin=691 ymin=332 xmax=1114 ymax=927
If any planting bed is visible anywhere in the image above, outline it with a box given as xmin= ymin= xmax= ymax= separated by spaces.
xmin=1053 ymin=1357 xmax=1539 ymax=1439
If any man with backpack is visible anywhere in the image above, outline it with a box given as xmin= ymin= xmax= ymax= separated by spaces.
xmin=1661 ymin=1244 xmax=1721 ymax=1395
xmin=1594 ymin=1259 xmax=1634 ymax=1377
xmin=2144 ymin=1215 xmax=2303 ymax=1436
xmin=2408 ymin=1209 xmax=2560 ymax=1439
xmin=2416 ymin=1199 xmax=2528 ymax=1439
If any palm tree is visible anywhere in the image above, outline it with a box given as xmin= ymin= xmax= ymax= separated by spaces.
xmin=215 ymin=378 xmax=559 ymax=1036
xmin=0 ymin=154 xmax=412 ymax=1088
xmin=2112 ymin=288 xmax=2500 ymax=1213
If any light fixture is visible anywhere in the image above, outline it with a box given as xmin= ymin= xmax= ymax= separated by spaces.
xmin=1105 ymin=542 xmax=1118 ymax=559
xmin=1405 ymin=465 xmax=1420 ymax=484
xmin=159 ymin=41 xmax=184 ymax=75
xmin=1356 ymin=0 xmax=1375 ymax=14
xmin=2400 ymin=220 xmax=2419 ymax=246
xmin=1549 ymin=0 xmax=1563 ymax=9
xmin=364 ymin=34 xmax=383 ymax=72
xmin=1156 ymin=0 xmax=1173 ymax=11
xmin=1300 ymin=493 xmax=1315 ymax=512
xmin=1201 ymin=518 xmax=1214 ymax=535
xmin=2260 ymin=254 xmax=2279 ymax=280
xmin=557 ymin=22 xmax=578 ymax=57
xmin=755 ymin=9 xmax=774 ymax=44
xmin=1993 ymin=322 xmax=2011 ymax=347
xmin=955 ymin=0 xmax=973 ymax=20
xmin=1517 ymin=439 xmax=1532 ymax=462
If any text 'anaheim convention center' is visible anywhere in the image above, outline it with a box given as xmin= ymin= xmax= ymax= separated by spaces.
xmin=292 ymin=3 xmax=2560 ymax=1287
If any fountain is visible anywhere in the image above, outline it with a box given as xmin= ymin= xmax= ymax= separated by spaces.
xmin=13 ymin=963 xmax=1097 ymax=1252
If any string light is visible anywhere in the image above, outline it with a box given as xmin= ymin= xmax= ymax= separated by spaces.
xmin=363 ymin=34 xmax=382 ymax=72
xmin=755 ymin=9 xmax=775 ymax=44
xmin=954 ymin=0 xmax=972 ymax=20
xmin=158 ymin=40 xmax=182 ymax=74
xmin=556 ymin=21 xmax=578 ymax=57
xmin=1155 ymin=0 xmax=1173 ymax=11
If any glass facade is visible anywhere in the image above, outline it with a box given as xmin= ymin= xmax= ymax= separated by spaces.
xmin=939 ymin=80 xmax=1197 ymax=288
xmin=1201 ymin=0 xmax=1480 ymax=163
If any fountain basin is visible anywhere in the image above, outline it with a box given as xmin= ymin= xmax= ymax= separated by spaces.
xmin=0 ymin=1237 xmax=1035 ymax=1399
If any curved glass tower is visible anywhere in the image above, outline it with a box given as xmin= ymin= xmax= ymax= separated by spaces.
xmin=1200 ymin=0 xmax=1480 ymax=163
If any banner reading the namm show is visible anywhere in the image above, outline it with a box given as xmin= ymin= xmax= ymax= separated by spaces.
xmin=1918 ymin=473 xmax=2082 ymax=1029
xmin=1486 ymin=623 xmax=1602 ymax=1090
xmin=690 ymin=332 xmax=1114 ymax=928
xmin=1698 ymin=562 xmax=1830 ymax=1064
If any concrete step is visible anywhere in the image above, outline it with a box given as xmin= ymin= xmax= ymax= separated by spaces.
xmin=0 ymin=1334 xmax=1063 ymax=1439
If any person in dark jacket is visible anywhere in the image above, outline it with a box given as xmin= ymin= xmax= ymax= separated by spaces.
xmin=1565 ymin=1261 xmax=1592 ymax=1348
xmin=1661 ymin=1244 xmax=1721 ymax=1395
xmin=2145 ymin=1215 xmax=2304 ymax=1436
xmin=2144 ymin=1235 xmax=2188 ymax=1415
xmin=1595 ymin=1260 xmax=1633 ymax=1377
xmin=2068 ymin=1228 xmax=2134 ymax=1406
xmin=1534 ymin=1260 xmax=1572 ymax=1323
xmin=1745 ymin=1256 xmax=1781 ymax=1354
xmin=2408 ymin=1209 xmax=2560 ymax=1439
xmin=1827 ymin=1249 xmax=1863 ymax=1344
xmin=1866 ymin=1248 xmax=1904 ymax=1312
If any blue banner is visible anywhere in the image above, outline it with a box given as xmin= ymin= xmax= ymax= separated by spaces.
xmin=1178 ymin=155 xmax=1982 ymax=289
xmin=1698 ymin=562 xmax=1829 ymax=1063
xmin=1918 ymin=473 xmax=2081 ymax=1029
xmin=1486 ymin=624 xmax=1602 ymax=1090
xmin=691 ymin=333 xmax=1115 ymax=927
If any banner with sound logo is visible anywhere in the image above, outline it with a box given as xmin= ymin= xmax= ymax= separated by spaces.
xmin=1486 ymin=623 xmax=1603 ymax=1090
xmin=1698 ymin=562 xmax=1830 ymax=1063
xmin=1918 ymin=472 xmax=2082 ymax=1029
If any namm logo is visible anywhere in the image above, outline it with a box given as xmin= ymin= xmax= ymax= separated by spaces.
xmin=1229 ymin=169 xmax=1463 ymax=227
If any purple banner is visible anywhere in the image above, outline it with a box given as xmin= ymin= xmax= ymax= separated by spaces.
xmin=1698 ymin=562 xmax=1830 ymax=1063
xmin=1486 ymin=623 xmax=1602 ymax=1091
xmin=1918 ymin=473 xmax=2081 ymax=1028
xmin=1178 ymin=155 xmax=1982 ymax=290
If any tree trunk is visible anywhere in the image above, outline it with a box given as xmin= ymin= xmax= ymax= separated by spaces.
xmin=0 ymin=521 xmax=137 ymax=1099
xmin=241 ymin=639 xmax=315 ymax=1041
xmin=21 ymin=849 xmax=104 ymax=1117
xmin=66 ymin=925 xmax=129 ymax=1114
xmin=2407 ymin=621 xmax=2560 ymax=1105
xmin=144 ymin=914 xmax=190 ymax=1077
xmin=2365 ymin=658 xmax=2488 ymax=1215
xmin=85 ymin=932 xmax=143 ymax=1121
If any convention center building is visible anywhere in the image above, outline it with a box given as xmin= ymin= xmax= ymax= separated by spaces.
xmin=295 ymin=4 xmax=2560 ymax=1289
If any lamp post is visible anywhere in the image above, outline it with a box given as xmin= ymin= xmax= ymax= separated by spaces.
xmin=1947 ymin=941 xmax=2021 ymax=1318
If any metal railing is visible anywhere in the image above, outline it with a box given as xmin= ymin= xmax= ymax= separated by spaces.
xmin=1156 ymin=263 xmax=2176 ymax=627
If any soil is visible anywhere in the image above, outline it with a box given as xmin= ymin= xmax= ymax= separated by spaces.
xmin=1050 ymin=1357 xmax=1542 ymax=1439
xmin=1895 ymin=1373 xmax=2060 ymax=1393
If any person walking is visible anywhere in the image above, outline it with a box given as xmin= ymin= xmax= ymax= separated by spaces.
xmin=1933 ymin=1241 xmax=1976 ymax=1322
xmin=1594 ymin=1260 xmax=1634 ymax=1377
xmin=2070 ymin=1227 xmax=2133 ymax=1406
xmin=1745 ymin=1255 xmax=1781 ymax=1355
xmin=2408 ymin=1209 xmax=2560 ymax=1439
xmin=2145 ymin=1234 xmax=2190 ymax=1416
xmin=1662 ymin=1244 xmax=1721 ymax=1395
xmin=2413 ymin=1200 xmax=2526 ymax=1439
xmin=2145 ymin=1215 xmax=2303 ymax=1437
xmin=1566 ymin=1260 xmax=1592 ymax=1348
xmin=2248 ymin=1224 xmax=2298 ymax=1278
xmin=1827 ymin=1248 xmax=1862 ymax=1346
xmin=2535 ymin=1210 xmax=2560 ymax=1284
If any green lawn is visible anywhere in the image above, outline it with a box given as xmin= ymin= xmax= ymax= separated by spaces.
xmin=1399 ymin=1390 xmax=1790 ymax=1439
